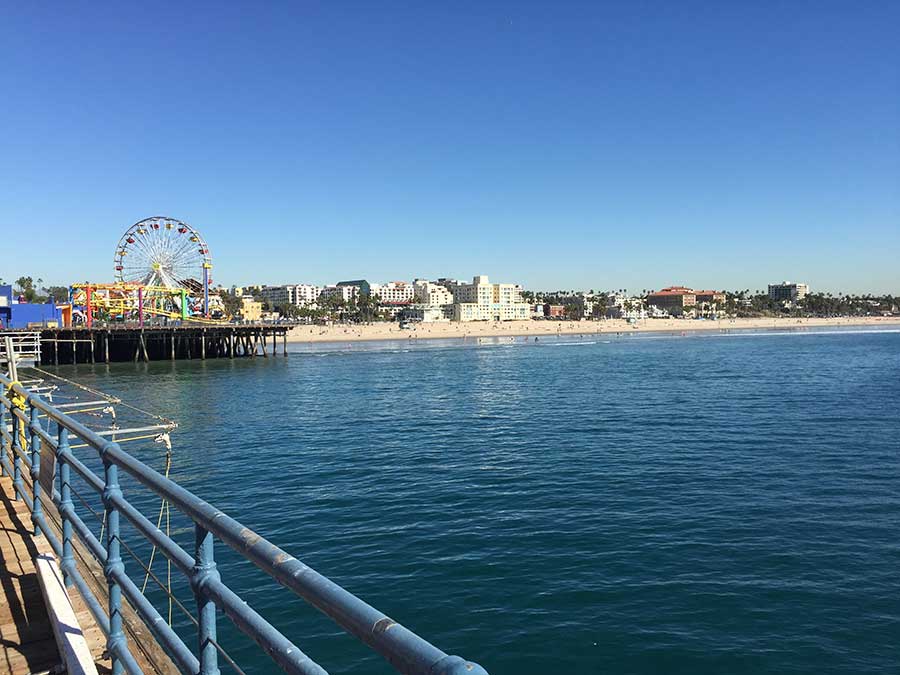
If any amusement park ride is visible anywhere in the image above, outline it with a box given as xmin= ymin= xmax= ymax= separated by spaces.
xmin=74 ymin=216 xmax=224 ymax=327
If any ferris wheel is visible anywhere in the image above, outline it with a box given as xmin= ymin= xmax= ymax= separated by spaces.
xmin=114 ymin=216 xmax=212 ymax=290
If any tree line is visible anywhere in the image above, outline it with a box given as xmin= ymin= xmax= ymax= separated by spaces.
xmin=0 ymin=276 xmax=69 ymax=304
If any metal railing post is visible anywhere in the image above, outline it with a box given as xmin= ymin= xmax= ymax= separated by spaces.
xmin=102 ymin=452 xmax=127 ymax=675
xmin=11 ymin=412 xmax=23 ymax=500
xmin=193 ymin=524 xmax=221 ymax=675
xmin=29 ymin=405 xmax=43 ymax=536
xmin=0 ymin=406 xmax=7 ymax=477
xmin=57 ymin=427 xmax=76 ymax=587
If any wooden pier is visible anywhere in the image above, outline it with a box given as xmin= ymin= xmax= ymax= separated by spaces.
xmin=39 ymin=325 xmax=292 ymax=365
xmin=0 ymin=474 xmax=108 ymax=673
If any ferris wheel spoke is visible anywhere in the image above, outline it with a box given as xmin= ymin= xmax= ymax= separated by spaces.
xmin=129 ymin=234 xmax=158 ymax=260
xmin=114 ymin=217 xmax=211 ymax=296
xmin=169 ymin=237 xmax=199 ymax=263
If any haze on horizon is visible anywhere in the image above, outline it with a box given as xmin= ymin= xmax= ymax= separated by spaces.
xmin=1 ymin=3 xmax=897 ymax=295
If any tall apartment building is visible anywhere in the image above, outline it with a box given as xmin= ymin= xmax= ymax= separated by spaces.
xmin=768 ymin=282 xmax=809 ymax=302
xmin=449 ymin=275 xmax=530 ymax=321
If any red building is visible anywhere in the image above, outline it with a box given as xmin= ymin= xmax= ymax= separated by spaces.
xmin=646 ymin=287 xmax=697 ymax=314
xmin=543 ymin=304 xmax=566 ymax=318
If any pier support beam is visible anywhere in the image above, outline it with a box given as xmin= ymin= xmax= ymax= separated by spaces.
xmin=37 ymin=326 xmax=292 ymax=364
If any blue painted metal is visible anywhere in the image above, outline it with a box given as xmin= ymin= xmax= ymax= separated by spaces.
xmin=102 ymin=454 xmax=128 ymax=675
xmin=56 ymin=427 xmax=76 ymax=586
xmin=0 ymin=405 xmax=6 ymax=476
xmin=0 ymin=375 xmax=489 ymax=675
xmin=193 ymin=525 xmax=220 ymax=675
xmin=29 ymin=406 xmax=43 ymax=536
xmin=11 ymin=411 xmax=23 ymax=500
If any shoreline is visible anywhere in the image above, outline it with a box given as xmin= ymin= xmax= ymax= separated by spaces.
xmin=285 ymin=316 xmax=900 ymax=344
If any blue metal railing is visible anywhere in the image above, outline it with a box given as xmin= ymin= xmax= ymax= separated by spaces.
xmin=0 ymin=374 xmax=488 ymax=675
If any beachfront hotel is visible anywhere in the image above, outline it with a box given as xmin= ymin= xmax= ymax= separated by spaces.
xmin=646 ymin=286 xmax=726 ymax=316
xmin=768 ymin=282 xmax=809 ymax=302
xmin=370 ymin=281 xmax=414 ymax=305
xmin=447 ymin=275 xmax=530 ymax=322
xmin=646 ymin=286 xmax=697 ymax=314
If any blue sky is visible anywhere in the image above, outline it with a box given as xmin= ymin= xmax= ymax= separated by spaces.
xmin=1 ymin=2 xmax=897 ymax=294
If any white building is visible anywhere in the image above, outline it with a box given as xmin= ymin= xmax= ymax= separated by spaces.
xmin=768 ymin=282 xmax=809 ymax=303
xmin=261 ymin=284 xmax=322 ymax=308
xmin=448 ymin=275 xmax=530 ymax=322
xmin=402 ymin=305 xmax=450 ymax=323
xmin=413 ymin=280 xmax=455 ymax=306
xmin=371 ymin=281 xmax=414 ymax=305
xmin=320 ymin=285 xmax=359 ymax=303
xmin=606 ymin=294 xmax=649 ymax=319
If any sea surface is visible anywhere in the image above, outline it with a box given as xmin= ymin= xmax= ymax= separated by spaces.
xmin=51 ymin=327 xmax=900 ymax=674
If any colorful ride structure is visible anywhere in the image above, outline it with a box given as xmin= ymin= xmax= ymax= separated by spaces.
xmin=69 ymin=283 xmax=210 ymax=327
xmin=70 ymin=216 xmax=224 ymax=327
xmin=113 ymin=216 xmax=213 ymax=317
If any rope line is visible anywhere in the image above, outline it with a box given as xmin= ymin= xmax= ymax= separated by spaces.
xmin=28 ymin=366 xmax=177 ymax=427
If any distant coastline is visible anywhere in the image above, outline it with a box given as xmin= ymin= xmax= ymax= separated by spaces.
xmin=285 ymin=316 xmax=900 ymax=344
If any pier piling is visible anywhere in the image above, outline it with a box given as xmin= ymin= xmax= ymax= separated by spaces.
xmin=35 ymin=325 xmax=292 ymax=365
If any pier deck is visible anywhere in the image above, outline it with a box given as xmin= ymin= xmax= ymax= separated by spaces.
xmin=0 ymin=475 xmax=108 ymax=674
xmin=37 ymin=324 xmax=292 ymax=365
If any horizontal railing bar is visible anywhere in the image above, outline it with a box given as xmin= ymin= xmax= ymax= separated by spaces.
xmin=68 ymin=561 xmax=112 ymax=635
xmin=105 ymin=444 xmax=462 ymax=675
xmin=11 ymin=406 xmax=29 ymax=425
xmin=64 ymin=452 xmax=106 ymax=494
xmin=119 ymin=538 xmax=199 ymax=629
xmin=112 ymin=567 xmax=199 ymax=674
xmin=69 ymin=484 xmax=105 ymax=524
xmin=204 ymin=578 xmax=327 ymax=675
xmin=12 ymin=479 xmax=35 ymax=512
xmin=110 ymin=493 xmax=194 ymax=576
xmin=110 ymin=631 xmax=145 ymax=675
xmin=2 ymin=375 xmax=489 ymax=675
xmin=6 ymin=441 xmax=31 ymax=466
xmin=65 ymin=504 xmax=108 ymax=563
xmin=50 ymin=490 xmax=155 ymax=675
xmin=52 ymin=490 xmax=145 ymax=674
xmin=10 ymin=388 xmax=108 ymax=453
xmin=33 ymin=424 xmax=57 ymax=450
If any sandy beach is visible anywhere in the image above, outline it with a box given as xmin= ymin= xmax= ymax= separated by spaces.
xmin=285 ymin=316 xmax=900 ymax=344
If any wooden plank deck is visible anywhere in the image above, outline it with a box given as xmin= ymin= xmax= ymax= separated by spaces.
xmin=0 ymin=474 xmax=111 ymax=674
xmin=1 ymin=473 xmax=62 ymax=674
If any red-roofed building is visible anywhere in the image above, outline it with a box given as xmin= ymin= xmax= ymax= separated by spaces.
xmin=694 ymin=290 xmax=726 ymax=305
xmin=646 ymin=287 xmax=697 ymax=314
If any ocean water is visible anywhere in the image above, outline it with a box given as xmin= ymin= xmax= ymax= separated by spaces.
xmin=51 ymin=328 xmax=900 ymax=674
